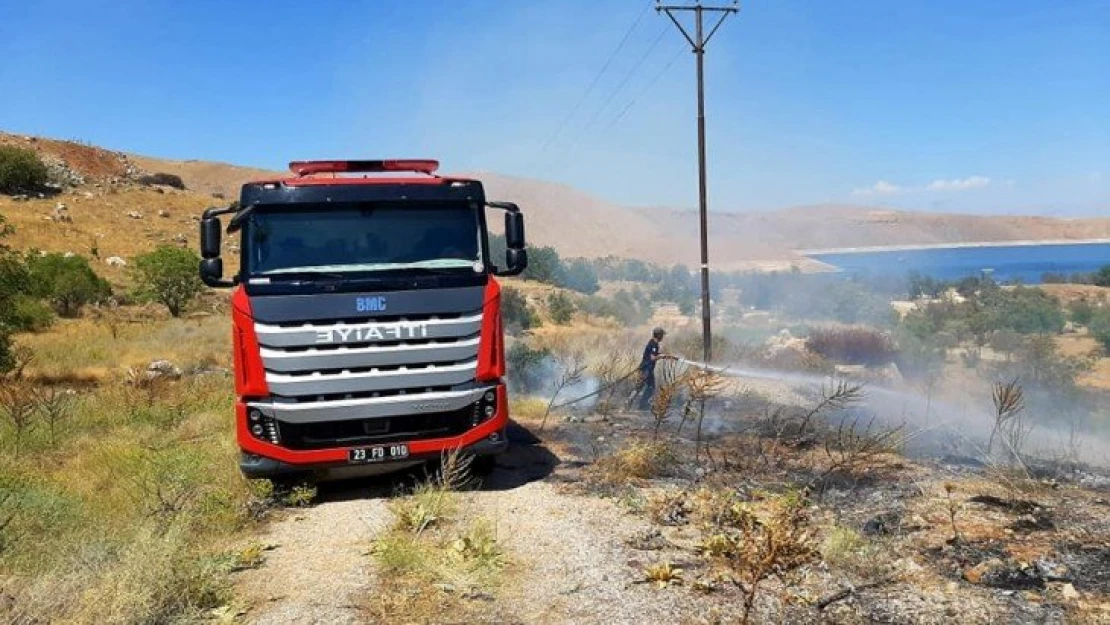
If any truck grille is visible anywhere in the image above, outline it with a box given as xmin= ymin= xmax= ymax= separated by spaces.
xmin=279 ymin=405 xmax=475 ymax=449
xmin=254 ymin=313 xmax=482 ymax=400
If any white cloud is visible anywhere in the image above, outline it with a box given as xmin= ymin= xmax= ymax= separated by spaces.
xmin=852 ymin=180 xmax=902 ymax=196
xmin=926 ymin=176 xmax=991 ymax=191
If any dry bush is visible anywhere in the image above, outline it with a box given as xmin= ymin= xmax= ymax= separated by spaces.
xmin=539 ymin=350 xmax=587 ymax=431
xmin=641 ymin=561 xmax=684 ymax=588
xmin=988 ymin=378 xmax=1032 ymax=473
xmin=592 ymin=349 xmax=637 ymax=418
xmin=812 ymin=416 xmax=904 ymax=492
xmin=693 ymin=491 xmax=818 ymax=624
xmin=943 ymin=482 xmax=962 ymax=544
xmin=650 ymin=361 xmax=687 ymax=440
xmin=393 ymin=448 xmax=475 ymax=535
xmin=647 ymin=489 xmax=692 ymax=526
xmin=0 ymin=382 xmax=37 ymax=454
xmin=0 ymin=319 xmax=252 ymax=624
xmin=5 ymin=345 xmax=34 ymax=381
xmin=31 ymin=385 xmax=75 ymax=445
xmin=805 ymin=326 xmax=897 ymax=366
xmin=796 ymin=379 xmax=865 ymax=441
xmin=681 ymin=366 xmax=728 ymax=459
xmin=588 ymin=442 xmax=678 ymax=489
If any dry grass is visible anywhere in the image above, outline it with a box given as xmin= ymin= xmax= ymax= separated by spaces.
xmin=587 ymin=442 xmax=678 ymax=489
xmin=508 ymin=396 xmax=549 ymax=425
xmin=367 ymin=452 xmax=506 ymax=622
xmin=0 ymin=313 xmax=264 ymax=624
xmin=0 ymin=188 xmax=236 ymax=286
xmin=15 ymin=311 xmax=229 ymax=382
xmin=820 ymin=525 xmax=883 ymax=577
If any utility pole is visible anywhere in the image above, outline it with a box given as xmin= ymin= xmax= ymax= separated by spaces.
xmin=657 ymin=1 xmax=738 ymax=364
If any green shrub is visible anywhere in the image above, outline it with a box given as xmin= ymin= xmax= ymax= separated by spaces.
xmin=1090 ymin=309 xmax=1110 ymax=352
xmin=1069 ymin=300 xmax=1096 ymax=326
xmin=138 ymin=172 xmax=186 ymax=190
xmin=1095 ymin=266 xmax=1110 ymax=288
xmin=506 ymin=341 xmax=551 ymax=394
xmin=563 ymin=259 xmax=600 ymax=294
xmin=893 ymin=329 xmax=946 ymax=381
xmin=993 ymin=335 xmax=1089 ymax=394
xmin=521 ymin=245 xmax=566 ymax=286
xmin=0 ymin=331 xmax=14 ymax=374
xmin=5 ymin=295 xmax=54 ymax=332
xmin=0 ymin=146 xmax=49 ymax=194
xmin=547 ymin=291 xmax=575 ymax=325
xmin=25 ymin=252 xmax=111 ymax=317
xmin=131 ymin=246 xmax=204 ymax=317
xmin=979 ymin=286 xmax=1065 ymax=335
xmin=501 ymin=287 xmax=540 ymax=335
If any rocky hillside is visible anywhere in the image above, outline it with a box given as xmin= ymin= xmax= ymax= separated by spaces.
xmin=3 ymin=131 xmax=1109 ymax=274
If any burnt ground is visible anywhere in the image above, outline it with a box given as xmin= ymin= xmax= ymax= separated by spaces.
xmin=536 ymin=399 xmax=1110 ymax=625
xmin=231 ymin=403 xmax=1110 ymax=625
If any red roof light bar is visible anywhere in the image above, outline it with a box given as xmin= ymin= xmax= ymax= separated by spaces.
xmin=288 ymin=159 xmax=440 ymax=176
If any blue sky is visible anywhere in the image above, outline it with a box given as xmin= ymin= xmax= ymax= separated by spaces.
xmin=1 ymin=0 xmax=1106 ymax=215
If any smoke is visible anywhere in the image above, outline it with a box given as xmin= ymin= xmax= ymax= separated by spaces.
xmin=675 ymin=357 xmax=1110 ymax=470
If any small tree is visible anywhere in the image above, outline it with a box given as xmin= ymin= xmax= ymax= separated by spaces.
xmin=0 ymin=333 xmax=15 ymax=376
xmin=1089 ymin=308 xmax=1110 ymax=352
xmin=547 ymin=291 xmax=575 ymax=325
xmin=506 ymin=341 xmax=551 ymax=394
xmin=522 ymin=245 xmax=566 ymax=286
xmin=501 ymin=287 xmax=540 ymax=335
xmin=24 ymin=252 xmax=111 ymax=317
xmin=563 ymin=259 xmax=600 ymax=294
xmin=131 ymin=246 xmax=204 ymax=317
xmin=1094 ymin=265 xmax=1110 ymax=288
xmin=0 ymin=146 xmax=49 ymax=194
xmin=1068 ymin=300 xmax=1096 ymax=326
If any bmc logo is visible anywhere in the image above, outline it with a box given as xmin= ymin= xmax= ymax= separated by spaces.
xmin=356 ymin=296 xmax=387 ymax=313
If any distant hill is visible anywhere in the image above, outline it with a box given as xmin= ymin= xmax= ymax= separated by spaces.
xmin=3 ymin=130 xmax=1109 ymax=274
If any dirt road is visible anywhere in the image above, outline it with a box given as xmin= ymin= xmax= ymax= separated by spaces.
xmin=232 ymin=423 xmax=704 ymax=624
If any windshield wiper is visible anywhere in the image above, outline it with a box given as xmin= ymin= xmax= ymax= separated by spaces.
xmin=258 ymin=270 xmax=349 ymax=282
xmin=393 ymin=266 xmax=474 ymax=276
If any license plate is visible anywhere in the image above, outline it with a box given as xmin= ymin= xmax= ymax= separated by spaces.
xmin=348 ymin=444 xmax=409 ymax=464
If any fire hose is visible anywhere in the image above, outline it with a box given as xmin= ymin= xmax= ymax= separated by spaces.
xmin=547 ymin=368 xmax=641 ymax=410
xmin=545 ymin=355 xmax=719 ymax=411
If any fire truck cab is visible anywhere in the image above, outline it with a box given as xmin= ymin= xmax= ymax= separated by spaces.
xmin=198 ymin=159 xmax=526 ymax=480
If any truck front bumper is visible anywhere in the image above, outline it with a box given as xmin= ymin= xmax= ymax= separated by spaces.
xmin=239 ymin=426 xmax=508 ymax=480
xmin=235 ymin=384 xmax=511 ymax=480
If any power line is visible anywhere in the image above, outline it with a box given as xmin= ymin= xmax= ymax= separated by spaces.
xmin=532 ymin=2 xmax=651 ymax=158
xmin=606 ymin=43 xmax=685 ymax=128
xmin=575 ymin=23 xmax=670 ymax=136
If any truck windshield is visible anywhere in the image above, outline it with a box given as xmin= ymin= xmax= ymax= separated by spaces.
xmin=245 ymin=203 xmax=482 ymax=276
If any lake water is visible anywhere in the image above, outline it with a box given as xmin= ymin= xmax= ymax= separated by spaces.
xmin=806 ymin=242 xmax=1110 ymax=283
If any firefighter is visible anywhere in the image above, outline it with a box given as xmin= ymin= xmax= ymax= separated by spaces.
xmin=634 ymin=327 xmax=675 ymax=412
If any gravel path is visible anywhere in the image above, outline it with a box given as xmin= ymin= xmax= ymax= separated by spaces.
xmin=470 ymin=479 xmax=702 ymax=624
xmin=232 ymin=424 xmax=704 ymax=624
xmin=234 ymin=494 xmax=392 ymax=625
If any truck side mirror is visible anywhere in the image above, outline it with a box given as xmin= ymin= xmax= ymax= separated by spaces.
xmin=198 ymin=209 xmax=236 ymax=288
xmin=199 ymin=257 xmax=235 ymax=288
xmin=502 ymin=248 xmax=527 ymax=276
xmin=200 ymin=217 xmax=222 ymax=259
xmin=505 ymin=212 xmax=525 ymax=250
